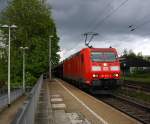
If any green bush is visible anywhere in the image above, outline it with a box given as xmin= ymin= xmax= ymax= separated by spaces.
xmin=26 ymin=72 xmax=37 ymax=87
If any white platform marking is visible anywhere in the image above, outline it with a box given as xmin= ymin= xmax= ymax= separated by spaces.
xmin=57 ymin=80 xmax=108 ymax=124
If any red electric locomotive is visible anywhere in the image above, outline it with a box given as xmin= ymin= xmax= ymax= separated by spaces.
xmin=62 ymin=47 xmax=121 ymax=93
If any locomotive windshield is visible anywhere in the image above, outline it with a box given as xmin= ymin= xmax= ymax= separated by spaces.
xmin=91 ymin=51 xmax=117 ymax=62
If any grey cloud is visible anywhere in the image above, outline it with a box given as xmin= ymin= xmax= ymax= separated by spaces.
xmin=48 ymin=0 xmax=150 ymax=53
xmin=49 ymin=0 xmax=150 ymax=35
xmin=1 ymin=0 xmax=149 ymax=55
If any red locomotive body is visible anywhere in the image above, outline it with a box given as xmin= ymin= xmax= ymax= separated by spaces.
xmin=63 ymin=47 xmax=121 ymax=91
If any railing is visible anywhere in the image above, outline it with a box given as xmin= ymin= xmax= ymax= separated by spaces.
xmin=11 ymin=75 xmax=43 ymax=124
xmin=0 ymin=88 xmax=23 ymax=110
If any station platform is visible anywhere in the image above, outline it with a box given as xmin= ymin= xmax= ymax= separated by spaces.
xmin=35 ymin=79 xmax=141 ymax=124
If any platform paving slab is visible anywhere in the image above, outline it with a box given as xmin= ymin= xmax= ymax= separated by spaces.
xmin=52 ymin=103 xmax=66 ymax=110
xmin=35 ymin=118 xmax=49 ymax=124
xmin=67 ymin=112 xmax=91 ymax=124
xmin=54 ymin=110 xmax=71 ymax=124
xmin=35 ymin=81 xmax=54 ymax=124
xmin=50 ymin=94 xmax=62 ymax=98
xmin=50 ymin=98 xmax=64 ymax=104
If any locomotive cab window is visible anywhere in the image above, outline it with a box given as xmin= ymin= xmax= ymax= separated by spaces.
xmin=91 ymin=51 xmax=117 ymax=62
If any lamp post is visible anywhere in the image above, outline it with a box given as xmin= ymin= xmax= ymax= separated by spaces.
xmin=0 ymin=24 xmax=17 ymax=106
xmin=20 ymin=47 xmax=28 ymax=93
xmin=49 ymin=35 xmax=53 ymax=80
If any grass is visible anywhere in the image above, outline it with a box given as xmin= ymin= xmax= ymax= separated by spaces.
xmin=121 ymin=72 xmax=150 ymax=84
xmin=124 ymin=77 xmax=150 ymax=84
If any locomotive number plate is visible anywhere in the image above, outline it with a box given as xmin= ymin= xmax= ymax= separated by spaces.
xmin=103 ymin=67 xmax=109 ymax=71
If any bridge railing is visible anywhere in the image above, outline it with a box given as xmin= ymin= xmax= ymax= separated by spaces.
xmin=11 ymin=75 xmax=43 ymax=124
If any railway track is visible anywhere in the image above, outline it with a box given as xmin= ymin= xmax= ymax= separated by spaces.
xmin=123 ymin=84 xmax=150 ymax=94
xmin=123 ymin=80 xmax=150 ymax=93
xmin=97 ymin=94 xmax=150 ymax=124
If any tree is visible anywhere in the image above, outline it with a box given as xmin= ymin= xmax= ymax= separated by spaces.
xmin=137 ymin=52 xmax=143 ymax=59
xmin=122 ymin=49 xmax=144 ymax=60
xmin=122 ymin=49 xmax=128 ymax=57
xmin=0 ymin=0 xmax=60 ymax=86
xmin=128 ymin=49 xmax=136 ymax=58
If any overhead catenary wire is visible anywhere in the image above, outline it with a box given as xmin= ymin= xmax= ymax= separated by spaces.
xmin=86 ymin=0 xmax=114 ymax=32
xmin=59 ymin=42 xmax=84 ymax=61
xmin=64 ymin=0 xmax=130 ymax=58
xmin=62 ymin=42 xmax=84 ymax=54
xmin=130 ymin=19 xmax=150 ymax=31
xmin=89 ymin=0 xmax=129 ymax=32
xmin=81 ymin=0 xmax=129 ymax=48
xmin=128 ymin=11 xmax=150 ymax=31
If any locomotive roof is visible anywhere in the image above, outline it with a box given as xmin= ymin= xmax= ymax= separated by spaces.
xmin=54 ymin=47 xmax=118 ymax=69
xmin=84 ymin=47 xmax=117 ymax=52
xmin=63 ymin=47 xmax=117 ymax=62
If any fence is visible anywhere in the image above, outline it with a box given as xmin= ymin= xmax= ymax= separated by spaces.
xmin=11 ymin=75 xmax=43 ymax=124
xmin=0 ymin=88 xmax=23 ymax=110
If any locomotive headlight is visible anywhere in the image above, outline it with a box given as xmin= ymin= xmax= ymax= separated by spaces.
xmin=113 ymin=73 xmax=119 ymax=77
xmin=93 ymin=74 xmax=99 ymax=78
xmin=103 ymin=63 xmax=108 ymax=66
xmin=111 ymin=66 xmax=120 ymax=71
xmin=92 ymin=66 xmax=101 ymax=71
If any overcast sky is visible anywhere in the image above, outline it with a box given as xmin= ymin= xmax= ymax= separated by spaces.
xmin=47 ymin=0 xmax=150 ymax=60
xmin=0 ymin=0 xmax=150 ymax=60
xmin=0 ymin=0 xmax=7 ymax=11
